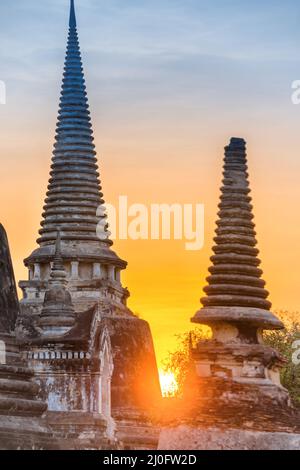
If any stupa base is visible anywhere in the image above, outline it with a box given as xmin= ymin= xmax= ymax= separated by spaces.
xmin=0 ymin=415 xmax=58 ymax=450
xmin=46 ymin=411 xmax=120 ymax=450
xmin=158 ymin=425 xmax=300 ymax=450
xmin=158 ymin=376 xmax=300 ymax=450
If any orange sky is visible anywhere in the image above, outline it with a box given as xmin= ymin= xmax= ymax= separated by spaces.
xmin=1 ymin=127 xmax=300 ymax=366
xmin=1 ymin=1 xmax=300 ymax=368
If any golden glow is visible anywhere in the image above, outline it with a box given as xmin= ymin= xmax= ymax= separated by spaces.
xmin=1 ymin=117 xmax=300 ymax=371
xmin=159 ymin=370 xmax=178 ymax=397
xmin=1 ymin=0 xmax=300 ymax=380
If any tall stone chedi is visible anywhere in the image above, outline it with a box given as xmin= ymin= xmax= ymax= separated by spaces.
xmin=0 ymin=225 xmax=57 ymax=450
xmin=159 ymin=138 xmax=300 ymax=450
xmin=17 ymin=0 xmax=160 ymax=444
xmin=19 ymin=0 xmax=126 ymax=314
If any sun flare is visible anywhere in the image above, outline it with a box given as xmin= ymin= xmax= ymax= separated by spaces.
xmin=159 ymin=371 xmax=178 ymax=397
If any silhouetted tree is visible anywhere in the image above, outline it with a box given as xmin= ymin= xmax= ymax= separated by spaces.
xmin=163 ymin=312 xmax=300 ymax=406
xmin=264 ymin=311 xmax=300 ymax=407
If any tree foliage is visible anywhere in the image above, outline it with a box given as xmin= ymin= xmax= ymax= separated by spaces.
xmin=162 ymin=327 xmax=210 ymax=396
xmin=264 ymin=311 xmax=300 ymax=406
xmin=163 ymin=312 xmax=300 ymax=405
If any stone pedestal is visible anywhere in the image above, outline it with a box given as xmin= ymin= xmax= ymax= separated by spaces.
xmin=0 ymin=333 xmax=58 ymax=450
xmin=191 ymin=306 xmax=284 ymax=385
xmin=159 ymin=426 xmax=300 ymax=450
xmin=46 ymin=411 xmax=120 ymax=450
xmin=20 ymin=306 xmax=118 ymax=450
xmin=113 ymin=407 xmax=160 ymax=450
xmin=158 ymin=375 xmax=300 ymax=450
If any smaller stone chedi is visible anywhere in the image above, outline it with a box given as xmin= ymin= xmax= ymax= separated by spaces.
xmin=20 ymin=230 xmax=117 ymax=449
xmin=0 ymin=224 xmax=57 ymax=450
xmin=159 ymin=138 xmax=300 ymax=450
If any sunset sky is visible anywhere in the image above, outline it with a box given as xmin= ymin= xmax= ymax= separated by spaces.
xmin=1 ymin=0 xmax=300 ymax=366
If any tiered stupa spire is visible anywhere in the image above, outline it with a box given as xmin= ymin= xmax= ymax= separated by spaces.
xmin=17 ymin=1 xmax=160 ymax=448
xmin=159 ymin=139 xmax=300 ymax=450
xmin=39 ymin=0 xmax=109 ymax=246
xmin=193 ymin=137 xmax=282 ymax=330
xmin=20 ymin=0 xmax=128 ymax=315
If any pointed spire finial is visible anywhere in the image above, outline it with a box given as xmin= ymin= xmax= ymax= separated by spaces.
xmin=39 ymin=228 xmax=75 ymax=335
xmin=69 ymin=0 xmax=77 ymax=29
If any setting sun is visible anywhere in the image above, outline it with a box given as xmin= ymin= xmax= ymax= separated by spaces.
xmin=159 ymin=371 xmax=178 ymax=397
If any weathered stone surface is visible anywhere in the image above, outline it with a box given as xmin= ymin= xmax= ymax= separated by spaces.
xmin=158 ymin=376 xmax=300 ymax=449
xmin=195 ymin=138 xmax=272 ymax=313
xmin=106 ymin=316 xmax=161 ymax=449
xmin=0 ymin=224 xmax=58 ymax=450
xmin=20 ymin=305 xmax=161 ymax=449
xmin=159 ymin=426 xmax=300 ymax=450
xmin=106 ymin=317 xmax=161 ymax=410
xmin=112 ymin=407 xmax=160 ymax=450
xmin=38 ymin=231 xmax=75 ymax=336
xmin=21 ymin=304 xmax=117 ymax=448
xmin=46 ymin=411 xmax=120 ymax=450
xmin=194 ymin=306 xmax=283 ymax=330
xmin=0 ymin=415 xmax=58 ymax=450
xmin=0 ymin=224 xmax=19 ymax=333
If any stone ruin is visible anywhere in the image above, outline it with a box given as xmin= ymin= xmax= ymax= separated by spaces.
xmin=159 ymin=138 xmax=300 ymax=450
xmin=0 ymin=224 xmax=57 ymax=449
xmin=19 ymin=230 xmax=117 ymax=449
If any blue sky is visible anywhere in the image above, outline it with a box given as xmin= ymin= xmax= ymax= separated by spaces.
xmin=1 ymin=1 xmax=300 ymax=119
xmin=1 ymin=0 xmax=300 ymax=138
xmin=1 ymin=1 xmax=300 ymax=227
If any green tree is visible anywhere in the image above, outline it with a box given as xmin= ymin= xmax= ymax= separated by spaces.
xmin=163 ymin=312 xmax=300 ymax=405
xmin=162 ymin=327 xmax=210 ymax=396
xmin=264 ymin=311 xmax=300 ymax=406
